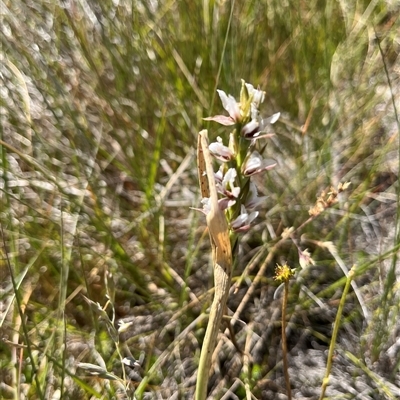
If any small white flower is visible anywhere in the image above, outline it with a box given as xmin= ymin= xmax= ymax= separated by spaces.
xmin=217 ymin=89 xmax=241 ymax=121
xmin=221 ymin=168 xmax=241 ymax=199
xmin=209 ymin=137 xmax=234 ymax=162
xmin=299 ymin=248 xmax=315 ymax=269
xmin=231 ymin=205 xmax=259 ymax=232
xmin=241 ymin=119 xmax=260 ymax=138
xmin=245 ymin=82 xmax=265 ymax=107
xmin=242 ymin=112 xmax=280 ymax=139
xmin=215 ymin=168 xmax=224 ymax=184
xmin=243 ymin=151 xmax=277 ymax=176
xmin=195 ymin=196 xmax=230 ymax=215
xmin=201 ymin=197 xmax=212 ymax=214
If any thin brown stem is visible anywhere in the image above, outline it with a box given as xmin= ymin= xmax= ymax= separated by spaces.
xmin=281 ymin=279 xmax=292 ymax=400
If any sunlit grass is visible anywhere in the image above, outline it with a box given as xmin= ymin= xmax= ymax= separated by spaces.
xmin=1 ymin=0 xmax=399 ymax=398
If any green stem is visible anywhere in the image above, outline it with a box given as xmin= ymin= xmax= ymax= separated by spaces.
xmin=319 ymin=265 xmax=355 ymax=400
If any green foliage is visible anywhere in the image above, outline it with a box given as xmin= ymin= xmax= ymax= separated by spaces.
xmin=1 ymin=0 xmax=399 ymax=399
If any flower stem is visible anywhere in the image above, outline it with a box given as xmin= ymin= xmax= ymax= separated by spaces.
xmin=319 ymin=266 xmax=355 ymax=400
xmin=281 ymin=279 xmax=292 ymax=400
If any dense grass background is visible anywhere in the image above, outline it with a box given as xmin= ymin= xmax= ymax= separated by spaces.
xmin=1 ymin=0 xmax=399 ymax=399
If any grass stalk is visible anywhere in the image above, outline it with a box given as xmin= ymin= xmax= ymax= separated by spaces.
xmin=1 ymin=225 xmax=45 ymax=400
xmin=319 ymin=265 xmax=355 ymax=400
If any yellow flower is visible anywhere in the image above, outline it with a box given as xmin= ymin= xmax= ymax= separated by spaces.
xmin=274 ymin=264 xmax=295 ymax=282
